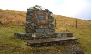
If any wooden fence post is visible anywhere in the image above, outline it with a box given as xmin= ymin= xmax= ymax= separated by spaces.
xmin=76 ymin=19 xmax=77 ymax=28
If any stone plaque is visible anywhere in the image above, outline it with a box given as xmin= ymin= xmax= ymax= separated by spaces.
xmin=37 ymin=14 xmax=46 ymax=20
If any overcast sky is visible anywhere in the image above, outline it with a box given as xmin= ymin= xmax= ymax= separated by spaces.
xmin=0 ymin=0 xmax=91 ymax=20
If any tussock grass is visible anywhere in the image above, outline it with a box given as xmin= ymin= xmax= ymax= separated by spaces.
xmin=0 ymin=9 xmax=26 ymax=25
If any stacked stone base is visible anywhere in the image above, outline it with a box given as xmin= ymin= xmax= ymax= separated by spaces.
xmin=14 ymin=33 xmax=73 ymax=40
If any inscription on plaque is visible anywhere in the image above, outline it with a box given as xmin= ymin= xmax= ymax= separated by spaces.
xmin=37 ymin=14 xmax=46 ymax=20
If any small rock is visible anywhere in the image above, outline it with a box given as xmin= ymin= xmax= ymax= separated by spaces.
xmin=0 ymin=21 xmax=3 ymax=25
xmin=17 ymin=23 xmax=24 ymax=26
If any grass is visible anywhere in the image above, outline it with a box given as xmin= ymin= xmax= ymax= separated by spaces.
xmin=0 ymin=9 xmax=26 ymax=25
xmin=0 ymin=9 xmax=91 ymax=54
xmin=0 ymin=19 xmax=91 ymax=54
xmin=0 ymin=25 xmax=66 ymax=54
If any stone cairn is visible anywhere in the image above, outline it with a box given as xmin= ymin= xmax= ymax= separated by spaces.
xmin=25 ymin=5 xmax=55 ymax=33
xmin=14 ymin=5 xmax=74 ymax=39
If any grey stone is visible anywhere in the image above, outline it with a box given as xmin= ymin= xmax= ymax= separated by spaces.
xmin=17 ymin=23 xmax=24 ymax=26
xmin=0 ymin=21 xmax=3 ymax=25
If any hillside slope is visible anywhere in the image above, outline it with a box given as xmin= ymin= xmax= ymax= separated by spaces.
xmin=0 ymin=9 xmax=91 ymax=54
xmin=0 ymin=9 xmax=26 ymax=25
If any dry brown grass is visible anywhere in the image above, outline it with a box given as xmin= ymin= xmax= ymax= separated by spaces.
xmin=0 ymin=9 xmax=26 ymax=25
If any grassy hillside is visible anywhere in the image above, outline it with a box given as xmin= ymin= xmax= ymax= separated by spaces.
xmin=0 ymin=9 xmax=91 ymax=54
xmin=0 ymin=9 xmax=26 ymax=25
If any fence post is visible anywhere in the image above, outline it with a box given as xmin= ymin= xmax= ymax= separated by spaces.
xmin=76 ymin=19 xmax=77 ymax=28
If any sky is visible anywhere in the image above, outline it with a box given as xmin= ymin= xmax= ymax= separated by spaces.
xmin=0 ymin=0 xmax=91 ymax=20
